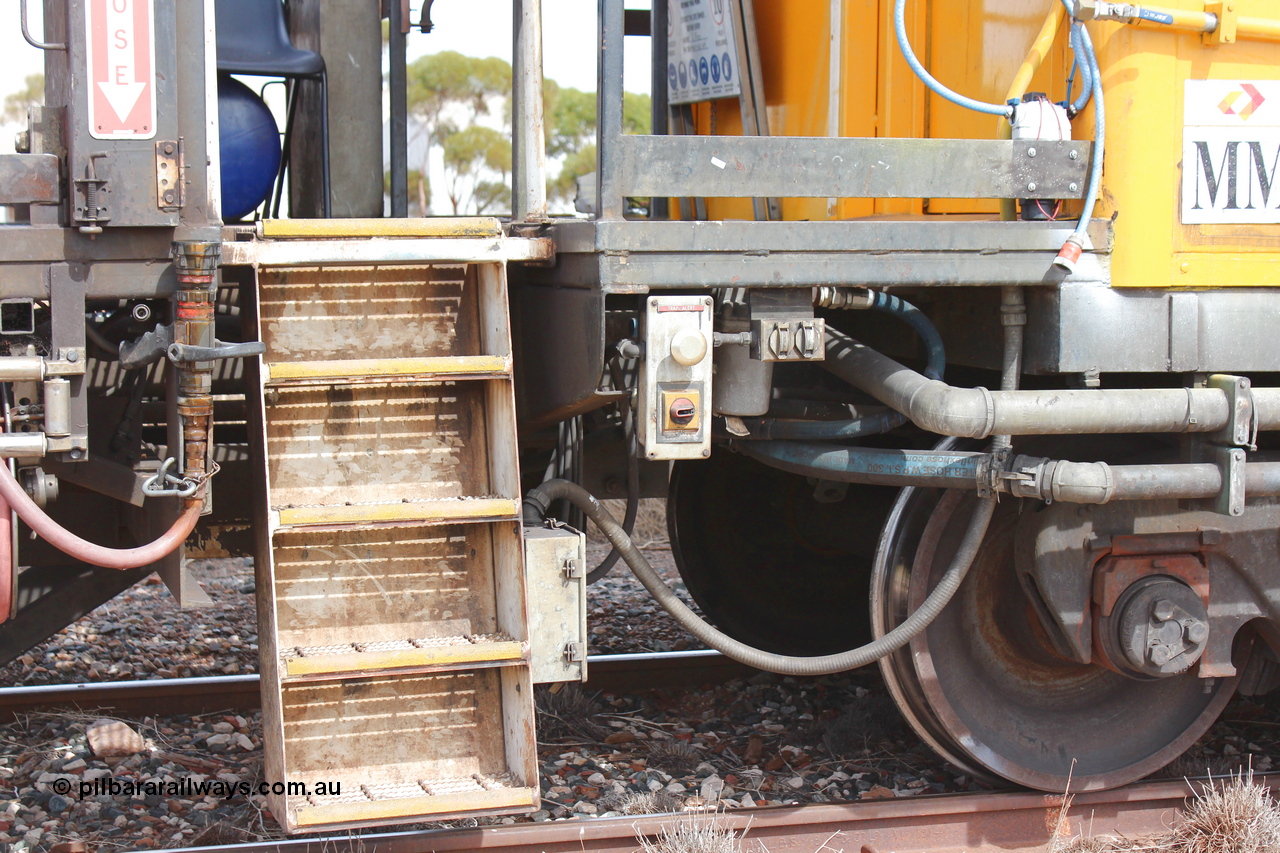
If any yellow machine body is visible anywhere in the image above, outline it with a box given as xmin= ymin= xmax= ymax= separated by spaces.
xmin=689 ymin=0 xmax=1280 ymax=289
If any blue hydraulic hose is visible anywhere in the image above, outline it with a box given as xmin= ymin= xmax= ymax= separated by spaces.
xmin=893 ymin=0 xmax=1012 ymax=118
xmin=1068 ymin=22 xmax=1093 ymax=115
xmin=1070 ymin=15 xmax=1105 ymax=239
xmin=869 ymin=292 xmax=946 ymax=381
xmin=735 ymin=410 xmax=904 ymax=441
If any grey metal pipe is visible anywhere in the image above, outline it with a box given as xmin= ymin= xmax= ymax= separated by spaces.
xmin=0 ymin=357 xmax=45 ymax=382
xmin=512 ymin=0 xmax=548 ymax=222
xmin=824 ymin=329 xmax=1237 ymax=437
xmin=0 ymin=434 xmax=47 ymax=457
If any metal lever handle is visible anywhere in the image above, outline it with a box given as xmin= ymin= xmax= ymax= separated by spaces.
xmin=141 ymin=457 xmax=199 ymax=498
xmin=21 ymin=0 xmax=65 ymax=50
xmin=166 ymin=340 xmax=266 ymax=364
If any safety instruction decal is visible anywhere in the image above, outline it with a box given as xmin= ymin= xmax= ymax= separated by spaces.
xmin=86 ymin=0 xmax=157 ymax=140
xmin=667 ymin=0 xmax=742 ymax=106
xmin=1182 ymin=79 xmax=1280 ymax=224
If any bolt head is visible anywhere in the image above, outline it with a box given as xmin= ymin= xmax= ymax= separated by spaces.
xmin=1185 ymin=621 xmax=1209 ymax=644
xmin=1069 ymin=149 xmax=1080 ymax=160
xmin=1027 ymin=182 xmax=1037 ymax=192
xmin=1149 ymin=644 xmax=1172 ymax=666
xmin=65 ymin=349 xmax=79 ymax=363
xmin=1153 ymin=599 xmax=1176 ymax=622
xmin=1069 ymin=182 xmax=1079 ymax=193
xmin=1028 ymin=147 xmax=1037 ymax=157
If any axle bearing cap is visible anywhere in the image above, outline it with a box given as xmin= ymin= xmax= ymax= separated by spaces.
xmin=1114 ymin=577 xmax=1209 ymax=678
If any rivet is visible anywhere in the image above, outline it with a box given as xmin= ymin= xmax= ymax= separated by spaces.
xmin=1180 ymin=261 xmax=1191 ymax=273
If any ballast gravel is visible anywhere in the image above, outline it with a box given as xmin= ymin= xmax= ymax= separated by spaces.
xmin=0 ymin=542 xmax=1277 ymax=850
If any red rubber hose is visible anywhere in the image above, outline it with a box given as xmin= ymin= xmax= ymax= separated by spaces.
xmin=0 ymin=463 xmax=200 ymax=569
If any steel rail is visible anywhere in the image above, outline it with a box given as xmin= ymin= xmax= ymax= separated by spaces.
xmin=0 ymin=650 xmax=744 ymax=720
xmin=171 ymin=774 xmax=1277 ymax=853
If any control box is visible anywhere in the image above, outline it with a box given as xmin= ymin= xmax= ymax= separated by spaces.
xmin=638 ymin=295 xmax=713 ymax=460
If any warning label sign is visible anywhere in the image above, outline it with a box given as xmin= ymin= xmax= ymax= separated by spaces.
xmin=667 ymin=0 xmax=742 ymax=106
xmin=85 ymin=0 xmax=156 ymax=140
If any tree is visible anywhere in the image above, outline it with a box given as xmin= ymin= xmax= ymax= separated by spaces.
xmin=441 ymin=125 xmax=512 ymax=214
xmin=404 ymin=52 xmax=511 ymax=212
xmin=3 ymin=74 xmax=43 ymax=125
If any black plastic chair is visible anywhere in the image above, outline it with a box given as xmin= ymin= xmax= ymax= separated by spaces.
xmin=215 ymin=0 xmax=331 ymax=217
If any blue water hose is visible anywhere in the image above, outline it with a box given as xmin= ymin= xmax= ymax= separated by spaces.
xmin=1067 ymin=21 xmax=1093 ymax=115
xmin=893 ymin=0 xmax=1013 ymax=118
xmin=870 ymin=292 xmax=946 ymax=381
xmin=1071 ymin=14 xmax=1105 ymax=241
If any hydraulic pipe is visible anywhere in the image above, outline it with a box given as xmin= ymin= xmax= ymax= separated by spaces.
xmin=736 ymin=442 xmax=983 ymax=488
xmin=0 ymin=463 xmax=200 ymax=569
xmin=823 ymin=328 xmax=1245 ymax=438
xmin=1007 ymin=2 xmax=1067 ymax=103
xmin=523 ymin=478 xmax=996 ymax=676
xmin=734 ymin=411 xmax=903 ymax=441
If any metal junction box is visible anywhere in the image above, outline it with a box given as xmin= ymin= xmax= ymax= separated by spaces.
xmin=524 ymin=522 xmax=588 ymax=683
xmin=639 ymin=295 xmax=714 ymax=460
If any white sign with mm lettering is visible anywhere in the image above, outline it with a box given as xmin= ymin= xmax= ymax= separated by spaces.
xmin=1182 ymin=79 xmax=1280 ymax=224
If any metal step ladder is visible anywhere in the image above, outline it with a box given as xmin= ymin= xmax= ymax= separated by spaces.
xmin=241 ymin=219 xmax=538 ymax=833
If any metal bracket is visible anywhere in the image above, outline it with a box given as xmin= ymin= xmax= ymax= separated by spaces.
xmin=155 ymin=140 xmax=184 ymax=210
xmin=73 ymin=153 xmax=111 ymax=234
xmin=1208 ymin=444 xmax=1246 ymax=517
xmin=1208 ymin=374 xmax=1257 ymax=450
xmin=563 ymin=641 xmax=586 ymax=662
xmin=750 ymin=318 xmax=826 ymax=361
xmin=562 ymin=556 xmax=584 ymax=580
xmin=1203 ymin=0 xmax=1236 ymax=45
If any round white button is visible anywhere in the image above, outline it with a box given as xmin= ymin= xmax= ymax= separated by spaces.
xmin=670 ymin=329 xmax=708 ymax=366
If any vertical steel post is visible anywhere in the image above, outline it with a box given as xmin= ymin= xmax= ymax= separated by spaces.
xmin=596 ymin=0 xmax=626 ymax=220
xmin=388 ymin=0 xmax=409 ymax=217
xmin=650 ymin=0 xmax=669 ymax=220
xmin=513 ymin=0 xmax=548 ymax=222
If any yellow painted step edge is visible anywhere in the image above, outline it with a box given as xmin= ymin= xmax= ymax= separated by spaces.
xmin=258 ymin=217 xmax=503 ymax=239
xmin=284 ymin=641 xmax=526 ymax=679
xmin=265 ymin=355 xmax=509 ymax=383
xmin=276 ymin=497 xmax=519 ymax=527
xmin=294 ymin=788 xmax=538 ymax=828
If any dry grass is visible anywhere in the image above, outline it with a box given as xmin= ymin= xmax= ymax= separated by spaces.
xmin=604 ymin=790 xmax=687 ymax=815
xmin=590 ymin=498 xmax=670 ymax=549
xmin=638 ymin=815 xmax=746 ymax=853
xmin=1055 ymin=770 xmax=1280 ymax=853
xmin=535 ymin=684 xmax=608 ymax=743
xmin=647 ymin=738 xmax=704 ymax=775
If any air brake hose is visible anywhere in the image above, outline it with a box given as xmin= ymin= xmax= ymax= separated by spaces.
xmin=523 ymin=478 xmax=996 ymax=676
xmin=0 ymin=463 xmax=200 ymax=569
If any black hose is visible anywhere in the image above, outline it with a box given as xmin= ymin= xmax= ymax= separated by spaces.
xmin=522 ymin=479 xmax=996 ymax=675
xmin=586 ymin=417 xmax=639 ymax=584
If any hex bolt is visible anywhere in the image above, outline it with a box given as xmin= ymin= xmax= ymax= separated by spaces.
xmin=162 ymin=142 xmax=175 ymax=155
xmin=65 ymin=349 xmax=78 ymax=363
xmin=1149 ymin=644 xmax=1172 ymax=666
xmin=1185 ymin=620 xmax=1209 ymax=644
xmin=1153 ymin=599 xmax=1176 ymax=622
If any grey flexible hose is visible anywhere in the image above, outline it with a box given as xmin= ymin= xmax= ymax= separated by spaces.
xmin=523 ymin=479 xmax=996 ymax=676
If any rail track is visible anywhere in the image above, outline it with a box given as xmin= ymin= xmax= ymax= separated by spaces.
xmin=3 ymin=651 xmax=1272 ymax=853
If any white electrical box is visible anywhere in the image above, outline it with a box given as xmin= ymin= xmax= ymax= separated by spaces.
xmin=524 ymin=522 xmax=588 ymax=683
xmin=638 ymin=295 xmax=714 ymax=460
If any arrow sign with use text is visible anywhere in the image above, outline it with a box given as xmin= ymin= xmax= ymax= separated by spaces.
xmin=86 ymin=0 xmax=156 ymax=139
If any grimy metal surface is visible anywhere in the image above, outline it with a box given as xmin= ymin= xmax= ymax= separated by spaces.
xmin=176 ymin=776 xmax=1277 ymax=853
xmin=538 ymin=219 xmax=1113 ymax=290
xmin=0 ymin=651 xmax=749 ymax=721
xmin=612 ymin=137 xmax=1092 ymax=200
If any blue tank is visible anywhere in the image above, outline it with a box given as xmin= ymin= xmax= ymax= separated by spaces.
xmin=217 ymin=75 xmax=281 ymax=221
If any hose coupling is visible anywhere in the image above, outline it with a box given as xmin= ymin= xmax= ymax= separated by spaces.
xmin=1054 ymin=233 xmax=1087 ymax=273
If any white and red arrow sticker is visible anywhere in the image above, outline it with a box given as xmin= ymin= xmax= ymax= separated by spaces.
xmin=85 ymin=0 xmax=156 ymax=139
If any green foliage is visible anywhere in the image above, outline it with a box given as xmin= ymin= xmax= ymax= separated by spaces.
xmin=441 ymin=125 xmax=512 ymax=214
xmin=549 ymin=143 xmax=596 ymax=204
xmin=3 ymin=74 xmax=44 ymax=125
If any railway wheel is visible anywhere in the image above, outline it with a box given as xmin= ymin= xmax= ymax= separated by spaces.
xmin=872 ymin=482 xmax=1243 ymax=791
xmin=668 ymin=451 xmax=898 ymax=656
